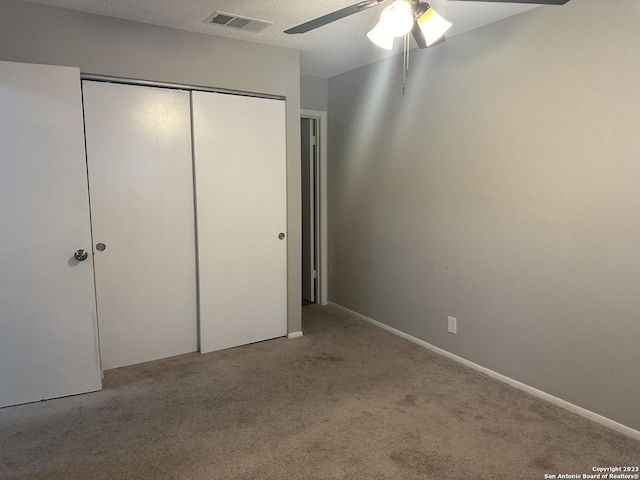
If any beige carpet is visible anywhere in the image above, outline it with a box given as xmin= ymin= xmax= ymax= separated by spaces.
xmin=1 ymin=304 xmax=638 ymax=479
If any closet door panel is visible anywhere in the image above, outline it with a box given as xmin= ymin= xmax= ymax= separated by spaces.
xmin=0 ymin=61 xmax=101 ymax=407
xmin=83 ymin=81 xmax=197 ymax=370
xmin=193 ymin=92 xmax=287 ymax=353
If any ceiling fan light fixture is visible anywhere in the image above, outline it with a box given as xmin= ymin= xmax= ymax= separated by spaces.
xmin=417 ymin=7 xmax=453 ymax=46
xmin=367 ymin=21 xmax=395 ymax=50
xmin=367 ymin=0 xmax=414 ymax=49
xmin=382 ymin=1 xmax=415 ymax=37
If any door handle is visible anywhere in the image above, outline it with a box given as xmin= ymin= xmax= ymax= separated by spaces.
xmin=278 ymin=233 xmax=285 ymax=240
xmin=74 ymin=249 xmax=88 ymax=261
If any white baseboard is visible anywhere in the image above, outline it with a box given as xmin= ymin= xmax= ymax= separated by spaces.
xmin=329 ymin=302 xmax=640 ymax=441
xmin=287 ymin=331 xmax=303 ymax=339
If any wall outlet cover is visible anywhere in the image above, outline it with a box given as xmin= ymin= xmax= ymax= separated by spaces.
xmin=448 ymin=316 xmax=457 ymax=335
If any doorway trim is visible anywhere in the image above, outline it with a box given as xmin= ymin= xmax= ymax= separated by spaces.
xmin=301 ymin=109 xmax=328 ymax=306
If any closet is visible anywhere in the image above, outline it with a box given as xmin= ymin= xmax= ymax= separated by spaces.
xmin=82 ymin=81 xmax=198 ymax=370
xmin=0 ymin=61 xmax=288 ymax=408
xmin=192 ymin=92 xmax=288 ymax=354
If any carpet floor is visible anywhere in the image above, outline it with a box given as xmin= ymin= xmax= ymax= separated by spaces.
xmin=1 ymin=304 xmax=638 ymax=479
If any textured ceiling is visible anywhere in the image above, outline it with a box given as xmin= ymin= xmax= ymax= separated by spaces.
xmin=20 ymin=0 xmax=540 ymax=77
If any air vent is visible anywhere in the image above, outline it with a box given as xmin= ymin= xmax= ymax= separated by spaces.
xmin=204 ymin=12 xmax=273 ymax=33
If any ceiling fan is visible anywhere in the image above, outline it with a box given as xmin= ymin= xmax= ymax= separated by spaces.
xmin=285 ymin=0 xmax=448 ymax=50
xmin=285 ymin=0 xmax=569 ymax=93
xmin=285 ymin=0 xmax=570 ymax=51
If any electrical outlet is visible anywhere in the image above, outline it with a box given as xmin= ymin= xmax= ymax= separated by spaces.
xmin=447 ymin=316 xmax=457 ymax=334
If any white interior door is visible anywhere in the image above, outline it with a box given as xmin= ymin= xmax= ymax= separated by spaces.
xmin=82 ymin=81 xmax=197 ymax=370
xmin=192 ymin=92 xmax=287 ymax=353
xmin=0 ymin=61 xmax=102 ymax=407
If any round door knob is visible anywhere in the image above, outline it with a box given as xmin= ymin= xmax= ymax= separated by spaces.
xmin=278 ymin=233 xmax=285 ymax=240
xmin=96 ymin=243 xmax=106 ymax=252
xmin=74 ymin=249 xmax=88 ymax=261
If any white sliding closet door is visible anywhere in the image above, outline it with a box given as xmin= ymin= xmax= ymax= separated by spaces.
xmin=83 ymin=81 xmax=197 ymax=370
xmin=0 ymin=61 xmax=101 ymax=407
xmin=192 ymin=92 xmax=287 ymax=353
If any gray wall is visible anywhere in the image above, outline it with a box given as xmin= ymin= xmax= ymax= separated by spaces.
xmin=301 ymin=75 xmax=328 ymax=112
xmin=328 ymin=0 xmax=640 ymax=430
xmin=0 ymin=0 xmax=302 ymax=334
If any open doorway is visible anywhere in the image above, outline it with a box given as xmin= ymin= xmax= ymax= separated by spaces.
xmin=301 ymin=110 xmax=327 ymax=307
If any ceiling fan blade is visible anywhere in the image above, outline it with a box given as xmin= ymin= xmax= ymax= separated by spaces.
xmin=285 ymin=0 xmax=390 ymax=34
xmin=447 ymin=0 xmax=569 ymax=4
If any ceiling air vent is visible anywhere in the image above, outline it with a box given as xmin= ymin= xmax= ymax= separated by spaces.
xmin=204 ymin=12 xmax=273 ymax=33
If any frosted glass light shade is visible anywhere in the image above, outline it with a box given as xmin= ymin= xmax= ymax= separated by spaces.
xmin=384 ymin=1 xmax=414 ymax=37
xmin=367 ymin=21 xmax=395 ymax=50
xmin=417 ymin=8 xmax=453 ymax=46
xmin=367 ymin=1 xmax=414 ymax=50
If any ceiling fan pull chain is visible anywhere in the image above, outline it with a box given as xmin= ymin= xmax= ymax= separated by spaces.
xmin=402 ymin=33 xmax=409 ymax=95
xmin=406 ymin=33 xmax=410 ymax=79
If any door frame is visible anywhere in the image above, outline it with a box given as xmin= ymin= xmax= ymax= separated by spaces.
xmin=301 ymin=109 xmax=328 ymax=306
